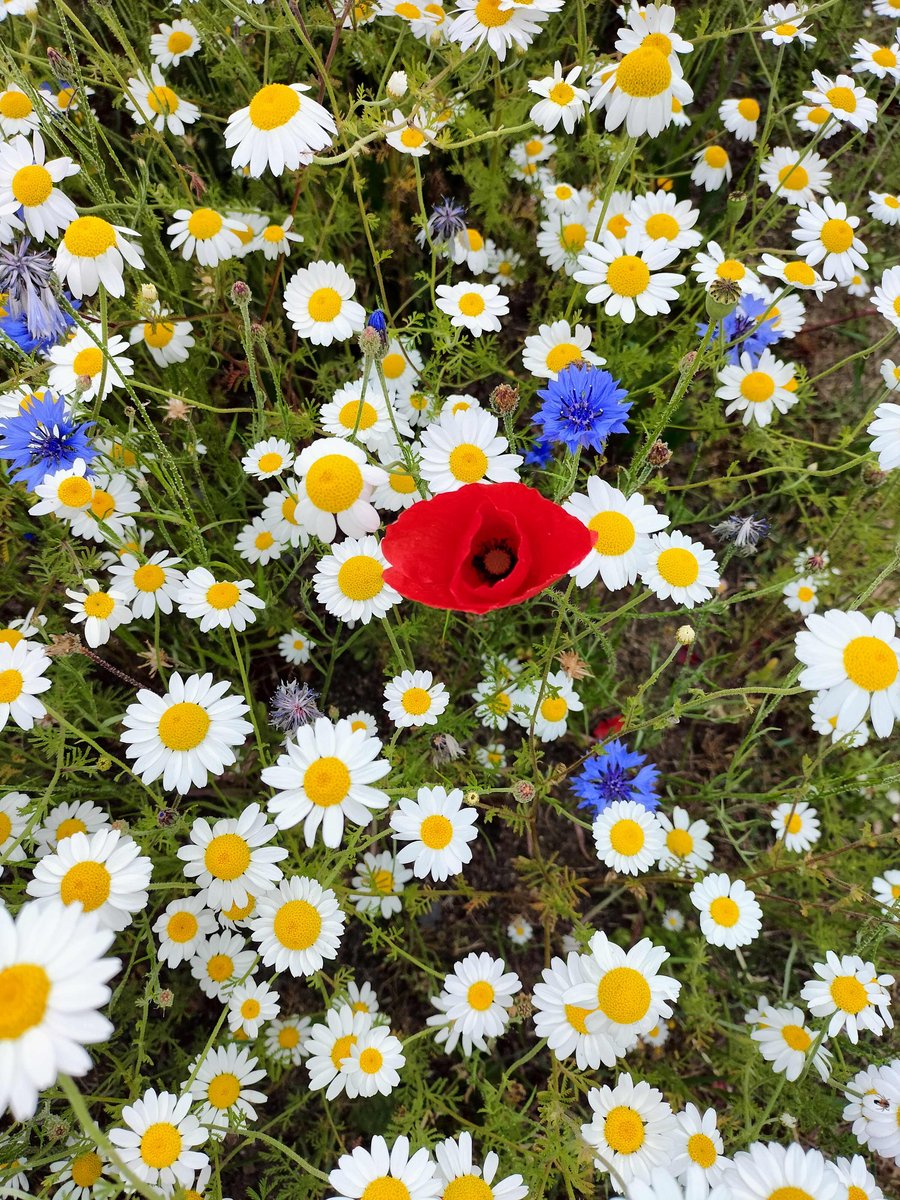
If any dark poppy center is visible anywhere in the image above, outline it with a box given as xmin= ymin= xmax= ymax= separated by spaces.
xmin=472 ymin=539 xmax=517 ymax=585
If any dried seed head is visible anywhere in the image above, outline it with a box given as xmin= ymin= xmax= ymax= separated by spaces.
xmin=512 ymin=779 xmax=536 ymax=803
xmin=647 ymin=439 xmax=672 ymax=467
xmin=490 ymin=382 xmax=520 ymax=416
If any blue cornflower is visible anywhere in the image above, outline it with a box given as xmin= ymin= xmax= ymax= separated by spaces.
xmin=428 ymin=197 xmax=467 ymax=243
xmin=367 ymin=309 xmax=388 ymax=346
xmin=697 ymin=294 xmax=779 ymax=365
xmin=533 ymin=363 xmax=631 ymax=454
xmin=0 ymin=393 xmax=96 ymax=490
xmin=0 ymin=239 xmax=78 ymax=354
xmin=524 ymin=434 xmax=554 ymax=467
xmin=571 ymin=738 xmax=660 ymax=814
xmin=268 ymin=680 xmax=322 ymax=736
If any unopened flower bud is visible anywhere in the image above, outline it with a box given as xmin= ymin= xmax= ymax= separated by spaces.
xmin=679 ymin=351 xmax=697 ymax=375
xmin=96 ymin=756 xmax=111 ymax=771
xmin=75 ymin=374 xmax=92 ymax=394
xmin=230 ymin=280 xmax=251 ymax=305
xmin=45 ymin=1116 xmax=70 ymax=1142
xmin=512 ymin=780 xmax=536 ymax=804
xmin=156 ymin=808 xmax=177 ymax=827
xmin=387 ymin=70 xmax=408 ymax=99
xmin=463 ymin=790 xmax=480 ymax=807
xmin=862 ymin=462 xmax=887 ymax=487
xmin=706 ymin=278 xmax=742 ymax=319
xmin=727 ymin=191 xmax=748 ymax=223
xmin=140 ymin=282 xmax=158 ymax=305
xmin=490 ymin=382 xmax=519 ymax=416
xmin=647 ymin=439 xmax=672 ymax=467
xmin=156 ymin=988 xmax=175 ymax=1009
xmin=47 ymin=47 xmax=69 ymax=75
xmin=358 ymin=324 xmax=387 ymax=361
xmin=676 ymin=625 xmax=695 ymax=646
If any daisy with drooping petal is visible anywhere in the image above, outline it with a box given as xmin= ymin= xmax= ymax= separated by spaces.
xmin=593 ymin=801 xmax=664 ymax=876
xmin=689 ymin=873 xmax=762 ymax=949
xmin=656 ymin=807 xmax=714 ymax=876
xmin=283 ymin=259 xmax=366 ymax=345
xmin=153 ymin=895 xmax=217 ymax=968
xmin=851 ymin=38 xmax=900 ymax=81
xmin=167 ymin=207 xmax=242 ymax=266
xmin=177 ymin=567 xmax=265 ymax=633
xmin=108 ymin=1090 xmax=208 ymax=1194
xmin=590 ymin=42 xmax=693 ymax=139
xmin=670 ymin=1103 xmax=727 ymax=1197
xmin=279 ymin=629 xmax=314 ymax=664
xmin=27 ymin=828 xmax=152 ymax=932
xmin=68 ymin=473 xmax=141 ymax=545
xmin=0 ymin=132 xmax=78 ymax=242
xmin=435 ymin=280 xmax=509 ymax=336
xmin=47 ymin=325 xmax=134 ymax=404
xmin=783 ymin=576 xmax=820 ymax=616
xmin=108 ymin=551 xmax=185 ymax=619
xmin=581 ymin=1072 xmax=677 ymax=1185
xmin=265 ymin=1015 xmax=312 ymax=1066
xmin=0 ymin=899 xmax=119 ymax=1121
xmin=803 ymin=70 xmax=878 ymax=133
xmin=228 ymin=977 xmax=280 ymax=1039
xmin=384 ymin=669 xmax=449 ymax=728
xmin=33 ymin=799 xmax=109 ymax=859
xmin=351 ymin=850 xmax=411 ymax=918
xmin=258 ymin=214 xmax=303 ymax=260
xmin=529 ymin=62 xmax=589 ymax=133
xmin=513 ymin=670 xmax=583 ymax=742
xmin=262 ymin=714 xmax=390 ymax=846
xmin=794 ymin=100 xmax=837 ymax=137
xmin=447 ymin=225 xmax=491 ymax=274
xmin=64 ymin=579 xmax=131 ymax=648
xmin=391 ymin=784 xmax=479 ymax=882
xmin=189 ymin=931 xmax=256 ymax=999
xmin=629 ymin=190 xmax=702 ymax=252
xmin=800 ymin=951 xmax=893 ymax=1042
xmin=224 ymin=83 xmax=336 ymax=177
xmin=690 ymin=242 xmax=759 ymax=292
xmin=434 ymin=1132 xmax=528 ymax=1200
xmin=419 ymin=407 xmax=522 ymax=493
xmin=690 ymin=144 xmax=732 ymax=191
xmin=177 ymin=803 xmax=286 ymax=911
xmin=640 ymin=531 xmax=721 ymax=608
xmin=715 ymin=348 xmax=797 ymax=428
xmin=760 ymin=3 xmax=816 ymax=47
xmin=794 ymin=609 xmax=900 ymax=737
xmin=306 ymin=1004 xmax=373 ymax=1099
xmin=719 ymin=96 xmax=760 ymax=140
xmin=868 ymin=402 xmax=900 ymax=470
xmin=0 ymin=790 xmax=28 ymax=873
xmin=0 ymin=639 xmax=51 ymax=732
xmin=715 ymin=1143 xmax=842 ymax=1200
xmin=48 ymin=1138 xmax=110 ymax=1200
xmin=771 ymin=800 xmax=821 ymax=852
xmin=54 ymin=215 xmax=144 ymax=298
xmin=28 ymin=457 xmax=94 ymax=519
xmin=564 ymin=477 xmax=669 ymax=590
xmin=293 ymin=437 xmax=386 ymax=542
xmin=327 ymin=1134 xmax=440 ymax=1200
xmin=809 ymin=689 xmax=870 ymax=747
xmin=343 ymin=1025 xmax=406 ymax=1098
xmin=121 ymin=672 xmax=253 ymax=793
xmin=792 ymin=198 xmax=867 ymax=283
xmin=150 ymin=19 xmax=201 ymax=68
xmin=575 ymin=227 xmax=684 ymax=324
xmin=124 ymin=65 xmax=199 ymax=135
xmin=758 ymin=254 xmax=836 ymax=299
xmin=250 ymin=875 xmax=345 ymax=976
xmin=427 ymin=952 xmax=521 ymax=1056
xmin=185 ymin=1044 xmax=267 ymax=1138
xmin=521 ymin=319 xmax=604 ymax=380
xmin=751 ymin=1003 xmax=832 ymax=1082
xmin=446 ymin=0 xmax=545 ymax=63
xmin=869 ymin=191 xmax=900 ymax=226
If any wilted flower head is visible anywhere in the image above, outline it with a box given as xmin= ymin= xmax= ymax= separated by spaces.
xmin=711 ymin=512 xmax=770 ymax=554
xmin=268 ymin=680 xmax=323 ymax=735
xmin=431 ymin=732 xmax=464 ymax=764
xmin=428 ymin=196 xmax=467 ymax=244
xmin=0 ymin=238 xmax=78 ymax=353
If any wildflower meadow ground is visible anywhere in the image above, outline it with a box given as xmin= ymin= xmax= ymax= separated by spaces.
xmin=1 ymin=0 xmax=900 ymax=1198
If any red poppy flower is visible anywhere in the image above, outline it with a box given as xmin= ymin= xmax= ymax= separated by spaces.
xmin=381 ymin=481 xmax=593 ymax=613
xmin=592 ymin=714 xmax=624 ymax=741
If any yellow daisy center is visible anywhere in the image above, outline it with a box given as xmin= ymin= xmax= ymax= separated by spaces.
xmin=206 ymin=954 xmax=234 ymax=982
xmin=12 ymin=164 xmax=53 ymax=207
xmin=561 ymin=222 xmax=587 ymax=252
xmin=716 ymin=259 xmax=746 ymax=281
xmin=0 ymin=90 xmax=32 ymax=119
xmin=740 ymin=371 xmax=775 ymax=403
xmin=467 ymin=980 xmax=495 ymax=1010
xmin=774 ymin=22 xmax=797 ymax=34
xmin=642 ymin=31 xmax=672 ymax=54
xmin=616 ymin=47 xmax=672 ymax=98
xmin=449 ymin=443 xmax=488 ymax=483
xmin=843 ymin=635 xmax=899 ymax=691
xmin=588 ymin=510 xmax=636 ymax=555
xmin=444 ymin=1177 xmax=493 ymax=1200
xmin=644 ymin=212 xmax=679 ymax=241
xmin=656 ymin=546 xmax=699 ymax=587
xmin=167 ymin=911 xmax=199 ymax=942
xmin=401 ymin=686 xmax=431 ymax=714
xmin=784 ymin=261 xmax=816 ymax=286
xmin=564 ymin=1003 xmax=593 ymax=1034
xmin=274 ymin=899 xmax=323 ymax=949
xmin=70 ymin=1151 xmax=103 ymax=1188
xmin=873 ymin=47 xmax=897 ymax=67
xmin=207 ymin=1072 xmax=241 ymax=1109
xmin=458 ymin=291 xmax=486 ymax=317
xmin=825 ymin=86 xmax=856 ymax=113
xmin=604 ymin=1106 xmax=645 ymax=1154
xmin=330 ymin=1032 xmax=357 ymax=1070
xmin=596 ymin=966 xmax=651 ymax=1024
xmin=358 ymin=1046 xmax=384 ymax=1074
xmin=57 ymin=476 xmax=92 ymax=507
xmin=305 ymin=453 xmax=364 ymax=512
xmin=205 ymin=833 xmax=251 ymax=881
xmin=540 ymin=695 xmax=568 ymax=722
xmin=885 ymin=195 xmax=900 ymax=209
xmin=609 ymin=818 xmax=645 ymax=857
xmin=241 ymin=998 xmax=261 ymax=1020
xmin=666 ymin=828 xmax=693 ymax=857
xmin=420 ymin=813 xmax=453 ymax=849
xmin=549 ymin=81 xmax=575 ymax=105
xmin=72 ymin=347 xmax=104 ymax=378
xmin=167 ymin=30 xmax=193 ymax=53
xmin=687 ymin=1133 xmax=717 ymax=1168
xmin=0 ymin=629 xmax=23 ymax=647
xmin=60 ymin=860 xmax=112 ymax=912
xmin=606 ymin=255 xmax=651 ymax=297
xmin=0 ymin=963 xmax=51 ymax=1039
xmin=83 ymin=591 xmax=115 ymax=619
xmin=400 ymin=127 xmax=425 ymax=148
xmin=187 ymin=208 xmax=223 ymax=240
xmin=254 ymin=532 xmax=274 ymax=551
xmin=820 ymin=218 xmax=854 ymax=254
xmin=308 ymin=287 xmax=343 ymax=321
xmin=361 ymin=1179 xmax=412 ymax=1200
xmin=829 ymin=974 xmax=869 ymax=1013
xmin=709 ymin=896 xmax=740 ymax=927
xmin=279 ymin=1025 xmax=300 ymax=1048
xmin=373 ymin=868 xmax=394 ymax=893
xmin=337 ymin=555 xmax=384 ymax=601
xmin=0 ymin=669 xmax=24 ymax=704
xmin=382 ymin=352 xmax=405 ymax=379
xmin=147 ymin=85 xmax=179 ymax=115
xmin=795 ymin=587 xmax=814 ymax=604
xmin=737 ymin=98 xmax=760 ymax=120
xmin=206 ymin=581 xmax=240 ymax=610
xmin=339 ymin=399 xmax=378 ymax=431
xmin=133 ymin=563 xmax=165 ymax=592
xmin=248 ymin=83 xmax=301 ymax=130
xmin=304 ymin=756 xmax=351 ymax=807
xmin=545 ymin=342 xmax=584 ymax=374
xmin=158 ymin=702 xmax=211 ymax=751
xmin=769 ymin=1190 xmax=814 ymax=1200
xmin=139 ymin=1122 xmax=182 ymax=1169
xmin=144 ymin=321 xmax=175 ymax=348
xmin=607 ymin=213 xmax=630 ymax=238
xmin=704 ymin=146 xmax=728 ymax=168
xmin=781 ymin=1023 xmax=811 ymax=1051
xmin=56 ymin=817 xmax=87 ymax=841
xmin=389 ymin=470 xmax=416 ymax=494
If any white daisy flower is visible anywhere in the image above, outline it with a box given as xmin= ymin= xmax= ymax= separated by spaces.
xmin=351 ymin=850 xmax=410 ymax=918
xmin=227 ymin=210 xmax=269 ymax=256
xmin=533 ymin=951 xmax=618 ymax=1070
xmin=306 ymin=1004 xmax=373 ymax=1100
xmin=385 ymin=107 xmax=438 ymax=156
xmin=874 ymin=0 xmax=900 ymax=13
xmin=592 ymin=801 xmax=664 ymax=876
xmin=869 ymin=191 xmax=900 ymax=226
xmin=327 ymin=1134 xmax=440 ymax=1200
xmin=590 ymin=42 xmax=693 ymax=138
xmin=535 ymin=206 xmax=594 ymax=277
xmin=800 ymin=950 xmax=893 ymax=1043
xmin=575 ymin=227 xmax=685 ymax=324
xmin=540 ymin=178 xmax=582 ymax=213
xmin=803 ymin=70 xmax=878 ymax=133
xmin=250 ymin=875 xmax=344 ymax=977
xmin=265 ymin=1015 xmax=312 ymax=1065
xmin=257 ymin=214 xmax=303 ymax=260
xmin=343 ymin=1025 xmax=406 ymax=1098
xmin=0 ymin=639 xmax=51 ymax=732
xmin=760 ymin=3 xmax=816 ymax=46
xmin=279 ymin=629 xmax=314 ymax=664
xmin=47 ymin=325 xmax=134 ymax=403
xmin=0 ymin=131 xmax=78 ymax=241
xmin=293 ymin=436 xmax=385 ymax=541
xmin=656 ymin=807 xmax=714 ymax=876
xmin=868 ymin=401 xmax=900 ymax=470
xmin=228 ymin=977 xmax=280 ymax=1039
xmin=427 ymin=952 xmax=521 ymax=1055
xmin=54 ymin=215 xmax=144 ymax=298
xmin=719 ymin=96 xmax=760 ymax=140
xmin=662 ymin=909 xmax=684 ymax=932
xmin=63 ymin=579 xmax=131 ymax=648
xmin=153 ymin=895 xmax=217 ymax=968
xmin=507 ymin=916 xmax=533 ymax=945
xmin=235 ymin=516 xmax=286 ymax=566
xmin=512 ymin=670 xmax=583 ymax=742
xmin=185 ymin=1044 xmax=267 ymax=1138
xmin=109 ymin=1089 xmax=208 ymax=1194
xmin=48 ymin=1138 xmax=110 ymax=1199
xmin=390 ymin=784 xmax=479 ymax=882
xmin=689 ymin=872 xmax=762 ymax=949
xmin=121 ymin=671 xmax=253 ymax=794
xmin=751 ymin=1003 xmax=831 ymax=1082
xmin=167 ymin=207 xmax=242 ymax=266
xmin=68 ymin=472 xmax=140 ymax=545
xmin=521 ymin=319 xmax=604 ymax=380
xmin=691 ymin=242 xmax=759 ymax=292
xmin=283 ymin=259 xmax=365 ymax=346
xmin=873 ymin=869 xmax=900 ymax=911
xmin=108 ymin=551 xmax=185 ymax=619
xmin=177 ymin=802 xmax=286 ymax=911
xmin=581 ymin=1072 xmax=677 ymax=1185
xmin=759 ymin=146 xmax=831 ymax=205
xmin=124 ymin=65 xmax=199 ymax=135
xmin=321 ymin=375 xmax=413 ymax=450
xmin=771 ymin=800 xmax=821 ymax=851
xmin=486 ymin=241 xmax=524 ymax=287
xmin=127 ymin=305 xmax=194 ymax=366
xmin=690 ymin=144 xmax=732 ymax=192
xmin=794 ymin=101 xmax=838 ymax=137
xmin=783 ymin=576 xmax=820 ymax=616
xmin=376 ymin=338 xmax=423 ymax=399
xmin=792 ymin=198 xmax=867 ymax=284
xmin=629 ymin=189 xmax=702 ymax=252
xmin=592 ymin=188 xmax=636 ymax=241
xmin=0 ymin=82 xmax=43 ymax=137
xmin=753 ymin=283 xmax=807 ymax=340
xmin=27 ymin=827 xmax=152 ymax=932
xmin=314 ymin=535 xmax=401 ymax=626
xmin=640 ymin=530 xmax=721 ymax=608
xmin=833 ymin=1155 xmax=886 ymax=1200
xmin=384 ymin=668 xmax=449 ymax=728
xmin=847 ymin=271 xmax=870 ymax=297
xmin=716 ymin=348 xmax=797 ymax=428
xmin=472 ymin=675 xmax=517 ymax=731
xmin=418 ymin=406 xmax=522 ymax=492
xmin=852 ymin=38 xmax=900 ymax=80
xmin=241 ymin=438 xmax=295 ymax=481
xmin=32 ymin=799 xmax=109 ymax=859
xmin=434 ymin=1132 xmax=527 ymax=1200
xmin=435 ymin=280 xmax=509 ymax=336
xmin=28 ymin=457 xmax=94 ymax=519
xmin=0 ymin=899 xmax=118 ymax=1121
xmin=564 ymin=477 xmax=668 ymax=590
xmin=224 ymin=83 xmax=336 ymax=177
xmin=446 ymin=0 xmax=545 ymax=62
xmin=528 ymin=62 xmax=589 ymax=133
xmin=715 ymin=1143 xmax=842 ymax=1200
xmin=0 ymin=790 xmax=27 ymax=872
xmin=177 ymin=567 xmax=265 ymax=632
xmin=809 ymin=689 xmax=870 ymax=747
xmin=261 ymin=481 xmax=308 ymax=548
xmin=189 ymin=931 xmax=256 ymax=999
xmin=874 ymin=264 xmax=900 ymax=332
xmin=371 ymin=443 xmax=423 ymax=511
xmin=758 ymin=254 xmax=836 ymax=298
xmin=150 ymin=19 xmax=201 ymax=67
xmin=669 ymin=1103 xmax=727 ymax=1196
xmin=445 ymin=225 xmax=491 ymax=274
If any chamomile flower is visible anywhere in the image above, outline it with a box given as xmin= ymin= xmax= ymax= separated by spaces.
xmin=327 ymin=1134 xmax=440 ymax=1200
xmin=794 ymin=101 xmax=838 ymax=137
xmin=55 ymin=215 xmax=144 ymax=298
xmin=874 ymin=264 xmax=900 ymax=332
xmin=533 ymin=952 xmax=616 ymax=1070
xmin=689 ymin=873 xmax=762 ymax=949
xmin=124 ymin=66 xmax=199 ymax=135
xmin=227 ymin=210 xmax=268 ymax=256
xmin=690 ymin=144 xmax=732 ymax=191
xmin=716 ymin=348 xmax=797 ymax=427
xmin=852 ymin=39 xmax=900 ymax=80
xmin=801 ymin=951 xmax=893 ymax=1042
xmin=351 ymin=850 xmax=411 ymax=918
xmin=593 ymin=801 xmax=664 ymax=876
xmin=128 ymin=307 xmax=195 ymax=366
xmin=536 ymin=206 xmax=593 ymax=276
xmin=591 ymin=43 xmax=693 ymax=139
xmin=446 ymin=0 xmax=545 ymax=62
xmin=150 ymin=19 xmax=201 ymax=67
xmin=833 ymin=1156 xmax=885 ymax=1200
xmin=809 ymin=689 xmax=870 ymax=746
xmin=751 ymin=1004 xmax=831 ymax=1082
xmin=487 ymin=242 xmax=523 ymax=286
xmin=662 ymin=909 xmax=684 ymax=932
xmin=109 ymin=1089 xmax=208 ymax=1195
xmin=377 ymin=338 xmax=423 ymax=399
xmin=33 ymin=800 xmax=109 ymax=859
xmin=250 ymin=875 xmax=344 ymax=976
xmin=385 ymin=108 xmax=438 ymax=156
xmin=435 ymin=280 xmax=509 ymax=335
xmin=153 ymin=895 xmax=217 ymax=968
xmin=177 ymin=567 xmax=265 ymax=632
xmin=321 ymin=376 xmax=413 ymax=450
xmin=760 ymin=3 xmax=816 ymax=46
xmin=719 ymin=97 xmax=761 ymax=140
xmin=121 ymin=672 xmax=253 ymax=793
xmin=541 ymin=179 xmax=582 ymax=213
xmin=48 ymin=325 xmax=134 ymax=403
xmin=0 ymin=640 xmax=51 ymax=732
xmin=691 ymin=242 xmax=759 ymax=292
xmin=758 ymin=254 xmax=836 ymax=298
xmin=521 ymin=319 xmax=604 ymax=380
xmin=265 ymin=1015 xmax=311 ymax=1065
xmin=190 ymin=931 xmax=256 ymax=999
xmin=419 ymin=407 xmax=521 ymax=492
xmin=847 ymin=271 xmax=870 ymax=297
xmin=224 ymin=83 xmax=336 ymax=177
xmin=283 ymin=260 xmax=366 ymax=345
xmin=371 ymin=444 xmax=423 ymax=511
xmin=447 ymin=226 xmax=491 ymax=274
xmin=434 ymin=1132 xmax=528 ymax=1200
xmin=513 ymin=670 xmax=583 ymax=741
xmin=167 ymin=207 xmax=242 ymax=266
xmin=48 ymin=1139 xmax=110 ymax=1199
xmin=313 ymin=535 xmax=401 ymax=626
xmin=783 ymin=576 xmax=820 ymax=616
xmin=108 ymin=551 xmax=185 ymax=618
xmin=0 ymin=82 xmax=42 ymax=137
xmin=0 ymin=899 xmax=120 ymax=1122
xmin=629 ymin=190 xmax=702 ymax=252
xmin=803 ymin=71 xmax=878 ymax=133
xmin=529 ymin=63 xmax=589 ymax=133
xmin=575 ymin=228 xmax=684 ymax=324
xmin=228 ymin=977 xmax=280 ymax=1038
xmin=384 ymin=669 xmax=449 ymax=728
xmin=235 ymin=517 xmax=285 ymax=566
xmin=792 ymin=198 xmax=867 ymax=283
xmin=391 ymin=784 xmax=479 ymax=881
xmin=581 ymin=1072 xmax=677 ymax=1185
xmin=178 ymin=803 xmax=286 ymax=911
xmin=252 ymin=215 xmax=301 ymax=261
xmin=759 ymin=147 xmax=831 ymax=205
xmin=185 ymin=1044 xmax=267 ymax=1138
xmin=716 ymin=1144 xmax=842 ymax=1200
xmin=868 ymin=402 xmax=900 ymax=470
xmin=28 ymin=457 xmax=94 ymax=519
xmin=279 ymin=629 xmax=314 ymax=664
xmin=0 ymin=791 xmax=27 ymax=871
xmin=293 ymin=437 xmax=385 ymax=542
xmin=306 ymin=1005 xmax=373 ymax=1099
xmin=0 ymin=132 xmax=78 ymax=241
xmin=670 ymin=1103 xmax=727 ymax=1196
xmin=656 ymin=807 xmax=714 ymax=876
xmin=771 ymin=801 xmax=821 ymax=852
xmin=427 ymin=952 xmax=521 ymax=1055
xmin=343 ymin=1026 xmax=406 ymax=1098
xmin=472 ymin=675 xmax=517 ymax=731
xmin=564 ymin=477 xmax=669 ymax=590
xmin=640 ymin=530 xmax=721 ymax=608
xmin=64 ymin=579 xmax=132 ymax=648
xmin=795 ymin=609 xmax=900 ymax=737
xmin=869 ymin=191 xmax=900 ymax=226
xmin=27 ymin=827 xmax=152 ymax=932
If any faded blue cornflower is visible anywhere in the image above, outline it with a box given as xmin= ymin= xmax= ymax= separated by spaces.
xmin=533 ymin=363 xmax=631 ymax=454
xmin=571 ymin=738 xmax=660 ymax=814
xmin=268 ymin=680 xmax=322 ymax=736
xmin=428 ymin=197 xmax=467 ymax=243
xmin=0 ymin=393 xmax=95 ymax=490
xmin=0 ymin=238 xmax=78 ymax=354
xmin=697 ymin=294 xmax=779 ymax=365
xmin=711 ymin=512 xmax=770 ymax=555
